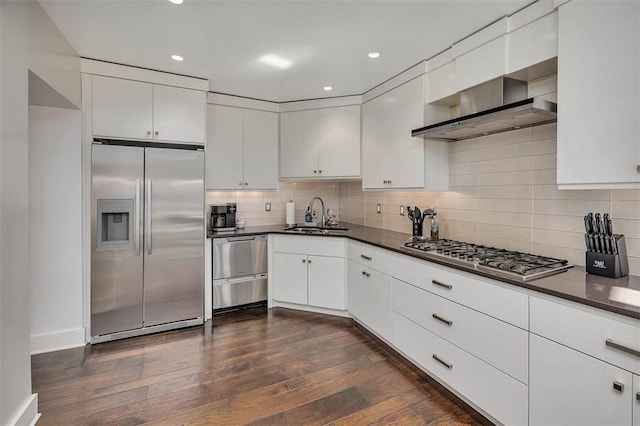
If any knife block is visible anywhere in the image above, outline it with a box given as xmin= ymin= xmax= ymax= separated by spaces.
xmin=586 ymin=235 xmax=629 ymax=278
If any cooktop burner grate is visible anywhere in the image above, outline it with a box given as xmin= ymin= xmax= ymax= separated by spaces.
xmin=403 ymin=238 xmax=572 ymax=281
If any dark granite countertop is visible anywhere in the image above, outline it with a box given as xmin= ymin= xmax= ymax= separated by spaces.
xmin=208 ymin=223 xmax=640 ymax=320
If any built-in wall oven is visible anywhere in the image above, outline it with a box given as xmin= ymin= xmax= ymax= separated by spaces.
xmin=212 ymin=235 xmax=268 ymax=311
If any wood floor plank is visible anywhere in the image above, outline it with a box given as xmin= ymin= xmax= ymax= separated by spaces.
xmin=32 ymin=307 xmax=493 ymax=425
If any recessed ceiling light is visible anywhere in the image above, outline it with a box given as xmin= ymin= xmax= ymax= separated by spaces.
xmin=171 ymin=54 xmax=184 ymax=61
xmin=323 ymin=86 xmax=333 ymax=91
xmin=259 ymin=54 xmax=292 ymax=69
xmin=368 ymin=51 xmax=381 ymax=59
xmin=168 ymin=0 xmax=183 ymax=4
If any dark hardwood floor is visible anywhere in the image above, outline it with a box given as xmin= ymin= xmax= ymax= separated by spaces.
xmin=32 ymin=307 xmax=493 ymax=425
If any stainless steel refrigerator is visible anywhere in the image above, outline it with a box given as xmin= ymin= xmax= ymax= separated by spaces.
xmin=91 ymin=142 xmax=204 ymax=343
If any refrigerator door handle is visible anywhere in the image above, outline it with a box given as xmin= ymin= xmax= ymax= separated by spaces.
xmin=136 ymin=179 xmax=142 ymax=256
xmin=146 ymin=179 xmax=152 ymax=255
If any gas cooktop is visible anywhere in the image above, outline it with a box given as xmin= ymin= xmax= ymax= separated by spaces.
xmin=403 ymin=238 xmax=572 ymax=281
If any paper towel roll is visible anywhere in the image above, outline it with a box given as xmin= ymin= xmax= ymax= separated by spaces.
xmin=286 ymin=201 xmax=296 ymax=226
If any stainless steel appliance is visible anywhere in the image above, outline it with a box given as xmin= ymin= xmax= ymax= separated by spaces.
xmin=91 ymin=141 xmax=204 ymax=343
xmin=210 ymin=203 xmax=237 ymax=232
xmin=412 ymin=76 xmax=557 ymax=141
xmin=403 ymin=238 xmax=572 ymax=281
xmin=212 ymin=235 xmax=267 ymax=311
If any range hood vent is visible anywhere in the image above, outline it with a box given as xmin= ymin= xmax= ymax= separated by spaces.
xmin=412 ymin=77 xmax=557 ymax=141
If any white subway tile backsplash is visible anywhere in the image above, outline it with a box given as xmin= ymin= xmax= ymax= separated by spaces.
xmin=478 ymin=185 xmax=532 ymax=199
xmin=531 ymin=153 xmax=556 ymax=170
xmin=476 ymin=210 xmax=532 ymax=227
xmin=533 ymin=185 xmax=610 ymax=201
xmin=477 ymin=198 xmax=532 ymax=213
xmin=532 ymin=138 xmax=556 ymax=155
xmin=533 ymin=228 xmax=586 ymax=250
xmin=532 ymin=214 xmax=585 ymax=233
xmin=478 ymin=170 xmax=533 ymax=186
xmin=532 ymin=199 xmax=610 ymax=216
xmin=476 ymin=156 xmax=532 ymax=174
xmin=611 ymin=200 xmax=640 ymax=220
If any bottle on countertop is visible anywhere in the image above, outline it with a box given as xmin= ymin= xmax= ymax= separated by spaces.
xmin=305 ymin=207 xmax=312 ymax=224
xmin=430 ymin=212 xmax=439 ymax=241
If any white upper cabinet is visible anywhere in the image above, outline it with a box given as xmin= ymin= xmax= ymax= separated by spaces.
xmin=206 ymin=104 xmax=278 ymax=190
xmin=507 ymin=11 xmax=557 ymax=75
xmin=152 ymin=85 xmax=205 ymax=143
xmin=280 ymin=105 xmax=361 ymax=179
xmin=363 ymin=75 xmax=448 ymax=190
xmin=453 ymin=18 xmax=508 ymax=92
xmin=243 ymin=109 xmax=279 ymax=190
xmin=318 ymin=106 xmax=361 ymax=177
xmin=92 ymin=76 xmax=153 ymax=140
xmin=92 ymin=75 xmax=205 ymax=144
xmin=280 ymin=109 xmax=319 ymax=178
xmin=556 ymin=0 xmax=640 ymax=188
xmin=426 ymin=49 xmax=456 ymax=104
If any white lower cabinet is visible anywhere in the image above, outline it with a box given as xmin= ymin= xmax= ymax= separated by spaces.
xmin=393 ymin=312 xmax=528 ymax=425
xmin=634 ymin=375 xmax=640 ymax=426
xmin=271 ymin=236 xmax=345 ymax=311
xmin=347 ymin=260 xmax=368 ymax=323
xmin=272 ymin=252 xmax=308 ymax=305
xmin=530 ymin=334 xmax=633 ymax=426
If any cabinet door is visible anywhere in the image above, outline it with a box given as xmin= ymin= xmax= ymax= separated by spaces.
xmin=507 ymin=12 xmax=557 ymax=74
xmin=92 ymin=75 xmax=153 ymax=140
xmin=455 ymin=36 xmax=506 ymax=92
xmin=634 ymin=374 xmax=640 ymax=426
xmin=153 ymin=85 xmax=205 ymax=143
xmin=362 ymin=76 xmax=425 ymax=189
xmin=307 ymin=255 xmax=345 ymax=310
xmin=530 ymin=334 xmax=632 ymax=426
xmin=318 ymin=105 xmax=361 ymax=177
xmin=272 ymin=252 xmax=308 ymax=305
xmin=243 ymin=109 xmax=279 ymax=190
xmin=367 ymin=268 xmax=392 ymax=341
xmin=557 ymin=1 xmax=640 ymax=187
xmin=206 ymin=105 xmax=244 ymax=190
xmin=347 ymin=260 xmax=368 ymax=322
xmin=280 ymin=110 xmax=318 ymax=178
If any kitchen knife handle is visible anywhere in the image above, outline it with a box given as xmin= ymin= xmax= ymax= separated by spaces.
xmin=146 ymin=179 xmax=152 ymax=255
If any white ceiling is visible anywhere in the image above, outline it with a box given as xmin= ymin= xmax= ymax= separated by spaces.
xmin=40 ymin=0 xmax=532 ymax=103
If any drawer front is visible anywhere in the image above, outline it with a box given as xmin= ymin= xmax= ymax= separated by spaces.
xmin=531 ymin=296 xmax=640 ymax=375
xmin=347 ymin=241 xmax=394 ymax=275
xmin=393 ymin=278 xmax=528 ymax=384
xmin=393 ymin=313 xmax=529 ymax=426
xmin=273 ymin=235 xmax=345 ymax=257
xmin=393 ymin=255 xmax=529 ymax=329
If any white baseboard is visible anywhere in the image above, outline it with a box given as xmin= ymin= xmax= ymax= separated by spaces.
xmin=7 ymin=393 xmax=40 ymax=426
xmin=30 ymin=327 xmax=86 ymax=354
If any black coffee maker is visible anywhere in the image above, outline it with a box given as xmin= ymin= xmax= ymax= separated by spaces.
xmin=210 ymin=203 xmax=237 ymax=232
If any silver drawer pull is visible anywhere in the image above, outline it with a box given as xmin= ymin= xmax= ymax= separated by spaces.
xmin=432 ymin=279 xmax=452 ymax=290
xmin=605 ymin=339 xmax=640 ymax=358
xmin=432 ymin=313 xmax=453 ymax=326
xmin=432 ymin=354 xmax=453 ymax=369
xmin=613 ymin=381 xmax=624 ymax=393
xmin=360 ymin=254 xmax=372 ymax=261
xmin=361 ymin=271 xmax=370 ymax=278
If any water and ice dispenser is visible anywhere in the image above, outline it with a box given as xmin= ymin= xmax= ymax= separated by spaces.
xmin=97 ymin=199 xmax=134 ymax=250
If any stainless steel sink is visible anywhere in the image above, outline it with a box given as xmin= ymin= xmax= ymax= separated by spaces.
xmin=284 ymin=226 xmax=349 ymax=235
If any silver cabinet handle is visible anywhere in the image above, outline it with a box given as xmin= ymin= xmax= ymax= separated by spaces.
xmin=637 ymin=165 xmax=640 ymax=172
xmin=146 ymin=179 xmax=152 ymax=255
xmin=302 ymin=259 xmax=306 ymax=263
xmin=318 ymin=170 xmax=322 ymax=174
xmin=313 ymin=170 xmax=317 ymax=174
xmin=432 ymin=354 xmax=453 ymax=369
xmin=432 ymin=313 xmax=453 ymax=326
xmin=308 ymin=259 xmax=312 ymax=264
xmin=239 ymin=182 xmax=243 ymax=186
xmin=613 ymin=381 xmax=624 ymax=393
xmin=383 ymin=180 xmax=388 ymax=184
xmin=361 ymin=271 xmax=370 ymax=278
xmin=135 ymin=179 xmax=142 ymax=256
xmin=606 ymin=339 xmax=640 ymax=358
xmin=636 ymin=392 xmax=640 ymax=401
xmin=432 ymin=279 xmax=452 ymax=290
xmin=154 ymin=130 xmax=159 ymax=137
xmin=360 ymin=254 xmax=372 ymax=261
xmin=388 ymin=180 xmax=392 ymax=184
xmin=146 ymin=130 xmax=151 ymax=136
xmin=244 ymin=182 xmax=248 ymax=186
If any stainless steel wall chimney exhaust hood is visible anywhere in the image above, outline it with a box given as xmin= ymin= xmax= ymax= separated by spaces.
xmin=412 ymin=77 xmax=557 ymax=141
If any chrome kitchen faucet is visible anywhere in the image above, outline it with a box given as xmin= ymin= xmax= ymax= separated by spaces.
xmin=307 ymin=196 xmax=326 ymax=227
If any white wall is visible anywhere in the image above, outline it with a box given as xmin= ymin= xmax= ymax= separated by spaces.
xmin=0 ymin=2 xmax=80 ymax=425
xmin=28 ymin=106 xmax=83 ymax=355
